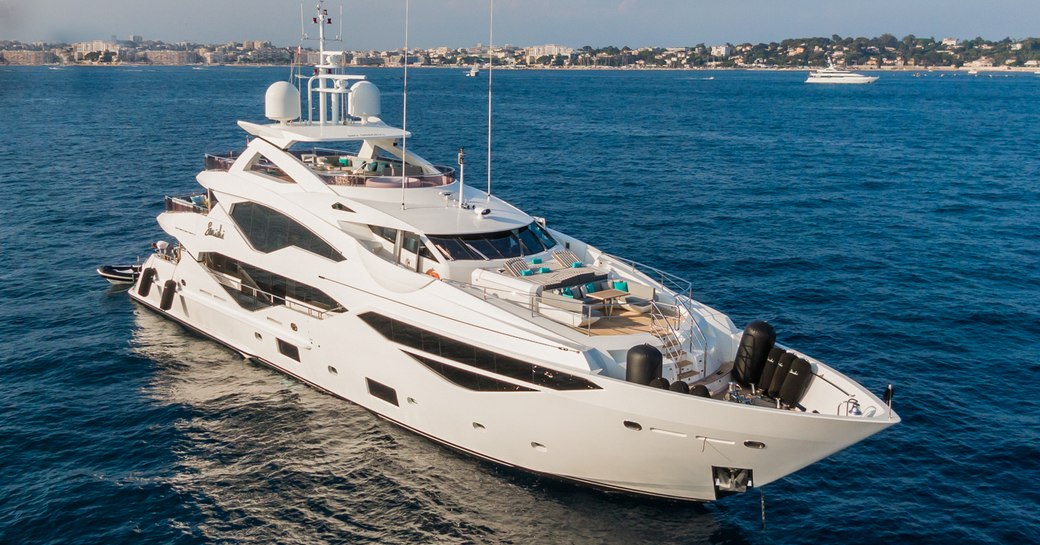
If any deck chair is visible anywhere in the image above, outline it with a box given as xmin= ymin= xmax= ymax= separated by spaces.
xmin=552 ymin=249 xmax=583 ymax=268
xmin=503 ymin=257 xmax=531 ymax=277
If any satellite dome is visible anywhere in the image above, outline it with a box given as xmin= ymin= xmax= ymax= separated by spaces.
xmin=348 ymin=81 xmax=381 ymax=122
xmin=265 ymin=81 xmax=301 ymax=124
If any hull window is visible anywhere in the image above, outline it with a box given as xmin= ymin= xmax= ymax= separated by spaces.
xmin=358 ymin=312 xmax=600 ymax=391
xmin=277 ymin=339 xmax=301 ymax=362
xmin=366 ymin=378 xmax=399 ymax=407
xmin=404 ymin=351 xmax=536 ymax=392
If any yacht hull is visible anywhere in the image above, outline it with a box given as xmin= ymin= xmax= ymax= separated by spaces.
xmin=130 ymin=254 xmax=896 ymax=502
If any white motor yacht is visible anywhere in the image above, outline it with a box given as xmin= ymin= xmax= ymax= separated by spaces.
xmin=119 ymin=4 xmax=898 ymax=502
xmin=806 ymin=64 xmax=879 ymax=84
xmin=466 ymin=66 xmax=480 ymax=77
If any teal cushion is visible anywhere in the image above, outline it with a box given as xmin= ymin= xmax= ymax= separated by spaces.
xmin=613 ymin=280 xmax=629 ymax=292
xmin=571 ymin=261 xmax=582 ymax=268
xmin=584 ymin=282 xmax=598 ymax=294
xmin=538 ymin=267 xmax=551 ymax=273
xmin=520 ymin=269 xmax=533 ymax=276
xmin=531 ymin=257 xmax=542 ymax=264
xmin=561 ymin=287 xmax=574 ymax=298
xmin=338 ymin=157 xmax=351 ymax=166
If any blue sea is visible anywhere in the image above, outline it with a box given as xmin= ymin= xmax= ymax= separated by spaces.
xmin=1 ymin=66 xmax=1038 ymax=544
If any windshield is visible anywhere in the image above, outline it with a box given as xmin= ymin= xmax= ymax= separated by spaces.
xmin=428 ymin=223 xmax=557 ymax=261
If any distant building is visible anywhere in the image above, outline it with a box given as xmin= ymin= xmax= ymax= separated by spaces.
xmin=1 ymin=50 xmax=56 ymax=64
xmin=710 ymin=44 xmax=732 ymax=57
xmin=941 ymin=37 xmax=961 ymax=47
xmin=73 ymin=40 xmax=120 ymax=60
xmin=352 ymin=56 xmax=384 ymax=66
xmin=203 ymin=51 xmax=225 ymax=64
xmin=145 ymin=50 xmax=194 ymax=64
xmin=130 ymin=35 xmax=143 ymax=44
xmin=525 ymin=43 xmax=573 ymax=63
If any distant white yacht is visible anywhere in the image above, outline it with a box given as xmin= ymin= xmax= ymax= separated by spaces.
xmin=466 ymin=65 xmax=480 ymax=77
xmin=110 ymin=2 xmax=899 ymax=502
xmin=806 ymin=63 xmax=879 ymax=84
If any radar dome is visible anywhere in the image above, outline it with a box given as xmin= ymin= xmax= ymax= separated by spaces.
xmin=348 ymin=81 xmax=381 ymax=122
xmin=265 ymin=81 xmax=301 ymax=124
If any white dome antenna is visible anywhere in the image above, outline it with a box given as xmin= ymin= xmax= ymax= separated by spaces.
xmin=265 ymin=81 xmax=301 ymax=125
xmin=348 ymin=80 xmax=381 ymax=123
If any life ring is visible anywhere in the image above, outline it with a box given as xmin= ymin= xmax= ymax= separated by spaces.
xmin=425 ymin=268 xmax=441 ymax=280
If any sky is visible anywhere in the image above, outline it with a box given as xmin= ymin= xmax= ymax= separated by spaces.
xmin=3 ymin=0 xmax=1039 ymax=48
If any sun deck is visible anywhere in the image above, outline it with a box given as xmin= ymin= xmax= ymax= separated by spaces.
xmin=459 ymin=251 xmax=686 ymax=341
xmin=204 ymin=148 xmax=456 ymax=188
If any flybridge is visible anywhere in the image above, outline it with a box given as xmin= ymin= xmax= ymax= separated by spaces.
xmin=252 ymin=0 xmax=389 ymax=146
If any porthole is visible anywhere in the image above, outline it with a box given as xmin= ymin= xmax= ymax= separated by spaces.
xmin=744 ymin=440 xmax=767 ymax=450
xmin=255 ymin=332 xmax=263 ymax=340
xmin=407 ymin=397 xmax=418 ymax=405
xmin=623 ymin=421 xmax=643 ymax=431
xmin=291 ymin=323 xmax=298 ymax=332
xmin=530 ymin=442 xmax=547 ymax=452
xmin=180 ymin=279 xmax=187 ymax=286
xmin=327 ymin=366 xmax=338 ymax=375
xmin=472 ymin=422 xmax=486 ymax=431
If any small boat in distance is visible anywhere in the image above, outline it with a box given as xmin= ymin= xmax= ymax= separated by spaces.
xmin=466 ymin=66 xmax=480 ymax=77
xmin=806 ymin=62 xmax=878 ymax=84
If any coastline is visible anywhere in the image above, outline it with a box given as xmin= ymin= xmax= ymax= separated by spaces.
xmin=12 ymin=62 xmax=1040 ymax=73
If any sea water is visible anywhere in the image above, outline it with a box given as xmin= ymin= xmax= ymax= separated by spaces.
xmin=0 ymin=66 xmax=1038 ymax=544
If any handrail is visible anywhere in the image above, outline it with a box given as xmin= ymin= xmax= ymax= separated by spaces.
xmin=209 ymin=273 xmax=339 ymax=320
xmin=441 ymin=277 xmax=687 ymax=339
xmin=164 ymin=194 xmax=209 ymax=215
xmin=598 ymin=253 xmax=692 ymax=295
xmin=204 ymin=152 xmax=239 ymax=171
xmin=599 ymin=252 xmax=710 ymax=379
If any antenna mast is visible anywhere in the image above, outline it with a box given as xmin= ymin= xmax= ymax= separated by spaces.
xmin=486 ymin=0 xmax=494 ymax=200
xmin=400 ymin=0 xmax=410 ymax=210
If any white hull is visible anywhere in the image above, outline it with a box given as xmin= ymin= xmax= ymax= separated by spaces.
xmin=806 ymin=67 xmax=878 ymax=84
xmin=129 ymin=237 xmax=896 ymax=501
xmin=805 ymin=75 xmax=878 ymax=84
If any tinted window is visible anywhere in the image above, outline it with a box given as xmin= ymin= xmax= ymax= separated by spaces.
xmin=406 ymin=352 xmax=535 ymax=392
xmin=460 ymin=235 xmax=499 ymax=259
xmin=230 ymin=202 xmax=344 ymax=261
xmin=428 ymin=236 xmax=481 ymax=261
xmin=370 ymin=225 xmax=398 ymax=244
xmin=529 ymin=222 xmax=557 ymax=249
xmin=366 ymin=378 xmax=399 ymax=406
xmin=517 ymin=227 xmax=546 ymax=254
xmin=357 ymin=312 xmax=600 ymax=391
xmin=428 ymin=223 xmax=555 ymax=262
xmin=278 ymin=339 xmax=301 ymax=361
xmin=484 ymin=231 xmax=521 ymax=257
